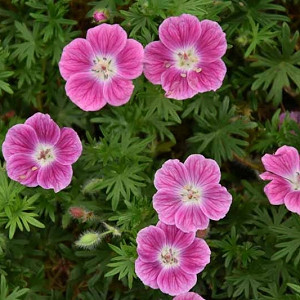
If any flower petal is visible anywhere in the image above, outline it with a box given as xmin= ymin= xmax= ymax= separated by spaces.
xmin=55 ymin=128 xmax=82 ymax=165
xmin=65 ymin=72 xmax=106 ymax=111
xmin=157 ymin=222 xmax=195 ymax=250
xmin=135 ymin=258 xmax=161 ymax=289
xmin=264 ymin=178 xmax=291 ymax=205
xmin=162 ymin=67 xmax=198 ymax=100
xmin=284 ymin=191 xmax=300 ymax=215
xmin=180 ymin=238 xmax=210 ymax=274
xmin=184 ymin=154 xmax=221 ymax=186
xmin=157 ymin=267 xmax=197 ymax=296
xmin=200 ymin=184 xmax=232 ymax=221
xmin=116 ymin=39 xmax=144 ymax=79
xmin=143 ymin=41 xmax=173 ymax=84
xmin=175 ymin=205 xmax=209 ymax=232
xmin=187 ymin=59 xmax=226 ymax=93
xmin=86 ymin=24 xmax=127 ymax=56
xmin=154 ymin=159 xmax=189 ymax=190
xmin=59 ymin=38 xmax=94 ymax=81
xmin=6 ymin=154 xmax=39 ymax=187
xmin=25 ymin=113 xmax=60 ymax=145
xmin=261 ymin=146 xmax=300 ymax=181
xmin=196 ymin=20 xmax=227 ymax=63
xmin=260 ymin=171 xmax=281 ymax=181
xmin=37 ymin=162 xmax=72 ymax=193
xmin=174 ymin=292 xmax=205 ymax=300
xmin=103 ymin=77 xmax=134 ymax=106
xmin=2 ymin=124 xmax=38 ymax=161
xmin=159 ymin=14 xmax=201 ymax=51
xmin=136 ymin=226 xmax=166 ymax=262
xmin=153 ymin=189 xmax=182 ymax=225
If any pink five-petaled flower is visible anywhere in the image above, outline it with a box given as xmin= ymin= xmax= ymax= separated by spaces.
xmin=59 ymin=24 xmax=143 ymax=111
xmin=143 ymin=14 xmax=227 ymax=100
xmin=153 ymin=154 xmax=232 ymax=233
xmin=135 ymin=222 xmax=210 ymax=296
xmin=2 ymin=113 xmax=82 ymax=193
xmin=173 ymin=292 xmax=205 ymax=300
xmin=260 ymin=145 xmax=300 ymax=215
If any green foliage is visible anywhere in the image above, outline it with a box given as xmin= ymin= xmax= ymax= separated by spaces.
xmin=189 ymin=97 xmax=257 ymax=163
xmin=105 ymin=242 xmax=137 ymax=289
xmin=252 ymin=110 xmax=300 ymax=153
xmin=251 ymin=23 xmax=300 ymax=105
xmin=0 ymin=166 xmax=44 ymax=239
xmin=0 ymin=275 xmax=29 ymax=300
xmin=0 ymin=46 xmax=13 ymax=95
xmin=270 ymin=215 xmax=300 ymax=266
xmin=82 ymin=130 xmax=152 ymax=210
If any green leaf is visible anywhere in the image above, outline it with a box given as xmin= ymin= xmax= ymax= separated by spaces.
xmin=189 ymin=97 xmax=257 ymax=163
xmin=251 ymin=23 xmax=300 ymax=105
xmin=105 ymin=242 xmax=137 ymax=289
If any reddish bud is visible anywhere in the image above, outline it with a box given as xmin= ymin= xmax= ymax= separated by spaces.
xmin=196 ymin=227 xmax=209 ymax=239
xmin=69 ymin=207 xmax=85 ymax=219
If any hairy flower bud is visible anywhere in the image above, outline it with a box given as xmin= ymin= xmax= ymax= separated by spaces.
xmin=75 ymin=231 xmax=102 ymax=249
xmin=69 ymin=207 xmax=85 ymax=219
xmin=69 ymin=207 xmax=94 ymax=222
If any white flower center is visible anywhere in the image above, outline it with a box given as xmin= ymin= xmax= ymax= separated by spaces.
xmin=291 ymin=172 xmax=300 ymax=190
xmin=181 ymin=184 xmax=201 ymax=204
xmin=159 ymin=246 xmax=179 ymax=267
xmin=91 ymin=56 xmax=116 ymax=81
xmin=174 ymin=48 xmax=200 ymax=72
xmin=34 ymin=144 xmax=55 ymax=167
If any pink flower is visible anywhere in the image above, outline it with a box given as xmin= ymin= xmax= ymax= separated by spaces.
xmin=59 ymin=24 xmax=143 ymax=111
xmin=135 ymin=222 xmax=210 ymax=296
xmin=2 ymin=113 xmax=82 ymax=192
xmin=260 ymin=145 xmax=300 ymax=215
xmin=153 ymin=154 xmax=232 ymax=233
xmin=279 ymin=111 xmax=300 ymax=127
xmin=143 ymin=14 xmax=227 ymax=100
xmin=93 ymin=10 xmax=108 ymax=23
xmin=173 ymin=292 xmax=205 ymax=300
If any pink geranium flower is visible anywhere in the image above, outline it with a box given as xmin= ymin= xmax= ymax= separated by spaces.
xmin=143 ymin=14 xmax=227 ymax=100
xmin=260 ymin=145 xmax=300 ymax=215
xmin=135 ymin=222 xmax=210 ymax=296
xmin=174 ymin=292 xmax=205 ymax=300
xmin=59 ymin=24 xmax=143 ymax=111
xmin=153 ymin=154 xmax=232 ymax=232
xmin=2 ymin=113 xmax=82 ymax=192
xmin=279 ymin=111 xmax=300 ymax=125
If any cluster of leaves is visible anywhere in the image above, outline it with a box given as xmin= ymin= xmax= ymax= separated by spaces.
xmin=0 ymin=0 xmax=300 ymax=299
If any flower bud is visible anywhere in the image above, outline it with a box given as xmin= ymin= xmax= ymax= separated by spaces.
xmin=196 ymin=227 xmax=210 ymax=239
xmin=93 ymin=10 xmax=109 ymax=23
xmin=69 ymin=207 xmax=94 ymax=222
xmin=75 ymin=231 xmax=102 ymax=249
xmin=69 ymin=207 xmax=85 ymax=219
xmin=103 ymin=222 xmax=121 ymax=237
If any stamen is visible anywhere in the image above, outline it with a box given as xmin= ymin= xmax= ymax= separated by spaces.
xmin=32 ymin=166 xmax=38 ymax=171
xmin=180 ymin=73 xmax=187 ymax=78
xmin=195 ymin=67 xmax=202 ymax=73
xmin=165 ymin=62 xmax=171 ymax=68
